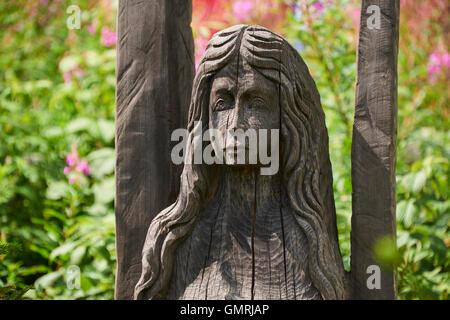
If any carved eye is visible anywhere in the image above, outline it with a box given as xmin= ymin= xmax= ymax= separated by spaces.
xmin=249 ymin=97 xmax=265 ymax=109
xmin=214 ymin=98 xmax=232 ymax=112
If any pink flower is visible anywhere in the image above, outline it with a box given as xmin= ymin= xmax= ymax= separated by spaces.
xmin=63 ymin=72 xmax=72 ymax=84
xmin=69 ymin=176 xmax=77 ymax=185
xmin=75 ymin=160 xmax=90 ymax=176
xmin=441 ymin=53 xmax=450 ymax=68
xmin=88 ymin=24 xmax=96 ymax=35
xmin=62 ymin=63 xmax=84 ymax=83
xmin=351 ymin=8 xmax=361 ymax=22
xmin=29 ymin=8 xmax=38 ymax=18
xmin=195 ymin=37 xmax=209 ymax=71
xmin=74 ymin=67 xmax=85 ymax=78
xmin=66 ymin=154 xmax=77 ymax=166
xmin=428 ymin=63 xmax=440 ymax=76
xmin=233 ymin=1 xmax=254 ymax=23
xmin=427 ymin=51 xmax=450 ymax=83
xmin=312 ymin=1 xmax=324 ymax=13
xmin=429 ymin=52 xmax=441 ymax=64
xmin=64 ymin=144 xmax=90 ymax=183
xmin=101 ymin=27 xmax=117 ymax=47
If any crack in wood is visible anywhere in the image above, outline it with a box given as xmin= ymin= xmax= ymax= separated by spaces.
xmin=277 ymin=49 xmax=289 ymax=298
xmin=251 ymin=170 xmax=257 ymax=300
xmin=203 ymin=193 xmax=224 ymax=299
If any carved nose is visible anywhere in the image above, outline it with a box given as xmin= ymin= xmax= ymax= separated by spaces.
xmin=228 ymin=100 xmax=245 ymax=131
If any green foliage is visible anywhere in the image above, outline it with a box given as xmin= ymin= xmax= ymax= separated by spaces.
xmin=0 ymin=242 xmax=31 ymax=299
xmin=0 ymin=0 xmax=117 ymax=299
xmin=396 ymin=132 xmax=449 ymax=299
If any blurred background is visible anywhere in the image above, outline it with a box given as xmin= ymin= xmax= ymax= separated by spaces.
xmin=0 ymin=0 xmax=448 ymax=300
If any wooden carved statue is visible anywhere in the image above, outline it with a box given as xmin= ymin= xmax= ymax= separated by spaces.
xmin=134 ymin=25 xmax=349 ymax=300
xmin=116 ymin=0 xmax=398 ymax=300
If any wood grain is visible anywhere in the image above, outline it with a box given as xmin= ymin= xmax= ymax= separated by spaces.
xmin=115 ymin=0 xmax=194 ymax=300
xmin=350 ymin=0 xmax=399 ymax=299
xmin=134 ymin=25 xmax=348 ymax=300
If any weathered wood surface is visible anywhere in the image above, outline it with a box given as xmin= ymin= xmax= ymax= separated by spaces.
xmin=167 ymin=169 xmax=321 ymax=300
xmin=115 ymin=0 xmax=194 ymax=300
xmin=134 ymin=25 xmax=348 ymax=300
xmin=350 ymin=0 xmax=399 ymax=299
xmin=116 ymin=1 xmax=400 ymax=300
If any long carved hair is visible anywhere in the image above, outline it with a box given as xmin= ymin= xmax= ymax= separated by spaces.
xmin=134 ymin=25 xmax=347 ymax=300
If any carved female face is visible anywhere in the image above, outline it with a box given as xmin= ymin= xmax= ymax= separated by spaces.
xmin=208 ymin=58 xmax=280 ymax=167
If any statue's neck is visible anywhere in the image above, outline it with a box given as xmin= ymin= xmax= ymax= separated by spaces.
xmin=216 ymin=166 xmax=283 ymax=210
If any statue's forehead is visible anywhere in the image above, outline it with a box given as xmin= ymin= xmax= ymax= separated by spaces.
xmin=211 ymin=58 xmax=275 ymax=91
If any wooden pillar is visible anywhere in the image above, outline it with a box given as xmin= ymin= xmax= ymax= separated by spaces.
xmin=350 ymin=0 xmax=400 ymax=299
xmin=115 ymin=0 xmax=194 ymax=299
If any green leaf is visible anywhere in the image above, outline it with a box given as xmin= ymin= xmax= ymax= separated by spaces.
xmin=35 ymin=270 xmax=64 ymax=290
xmin=428 ymin=235 xmax=447 ymax=260
xmin=50 ymin=242 xmax=79 ymax=261
xmin=86 ymin=203 xmax=109 ymax=216
xmin=97 ymin=119 xmax=115 ymax=143
xmin=92 ymin=177 xmax=115 ymax=204
xmin=397 ymin=199 xmax=418 ymax=228
xmin=42 ymin=126 xmax=64 ymax=138
xmin=18 ymin=265 xmax=51 ymax=276
xmin=86 ymin=148 xmax=115 ymax=178
xmin=80 ymin=274 xmax=93 ymax=292
xmin=413 ymin=250 xmax=431 ymax=263
xmin=70 ymin=245 xmax=86 ymax=265
xmin=46 ymin=181 xmax=69 ymax=200
xmin=59 ymin=56 xmax=78 ymax=73
xmin=66 ymin=117 xmax=95 ymax=134
xmin=402 ymin=171 xmax=427 ymax=193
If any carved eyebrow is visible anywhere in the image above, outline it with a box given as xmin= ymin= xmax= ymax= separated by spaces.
xmin=211 ymin=77 xmax=236 ymax=94
xmin=214 ymin=87 xmax=234 ymax=97
xmin=241 ymin=86 xmax=268 ymax=99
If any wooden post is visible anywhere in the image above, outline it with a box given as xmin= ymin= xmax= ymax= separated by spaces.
xmin=115 ymin=0 xmax=194 ymax=299
xmin=351 ymin=0 xmax=399 ymax=299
